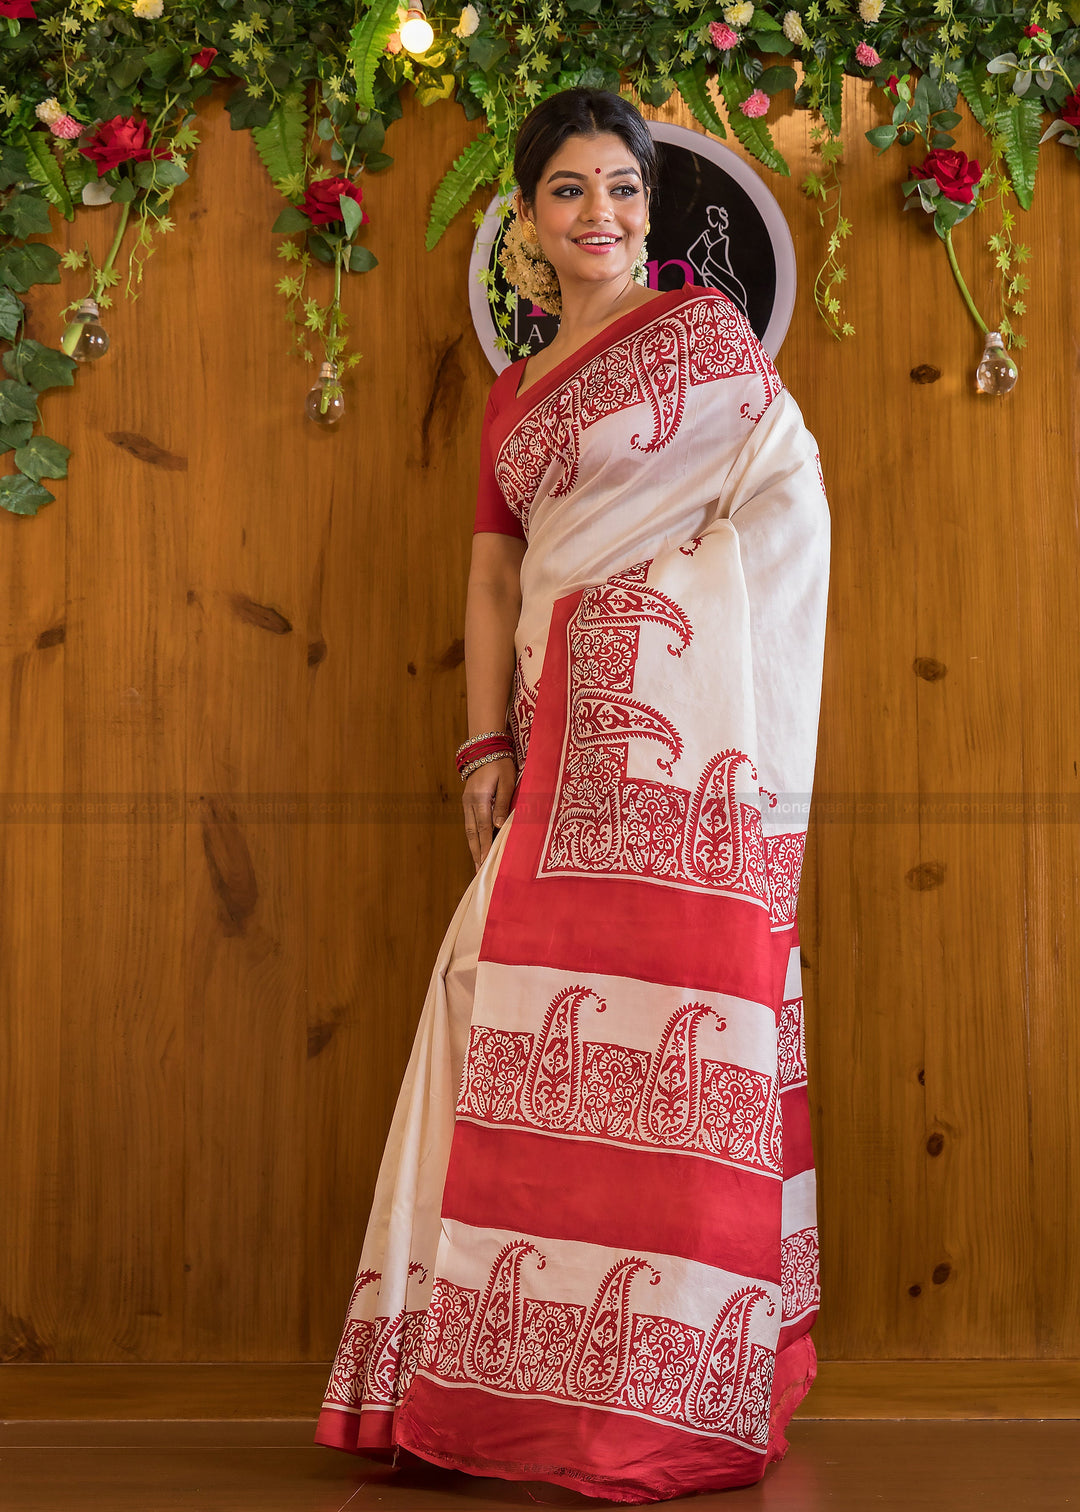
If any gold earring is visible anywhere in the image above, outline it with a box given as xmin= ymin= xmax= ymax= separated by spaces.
xmin=645 ymin=218 xmax=651 ymax=235
xmin=522 ymin=219 xmax=538 ymax=243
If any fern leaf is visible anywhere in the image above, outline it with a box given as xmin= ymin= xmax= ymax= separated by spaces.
xmin=956 ymin=66 xmax=991 ymax=130
xmin=821 ymin=57 xmax=843 ymax=139
xmin=997 ymin=97 xmax=1042 ymax=209
xmin=675 ymin=62 xmax=726 ymax=138
xmin=16 ymin=128 xmax=73 ymax=221
xmin=348 ymin=0 xmax=401 ymax=112
xmin=718 ymin=70 xmax=789 ymax=176
xmin=426 ymin=132 xmax=499 ymax=251
xmin=251 ymin=86 xmax=308 ymax=190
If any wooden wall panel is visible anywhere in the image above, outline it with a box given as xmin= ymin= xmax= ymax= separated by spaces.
xmin=1 ymin=77 xmax=1077 ymax=1369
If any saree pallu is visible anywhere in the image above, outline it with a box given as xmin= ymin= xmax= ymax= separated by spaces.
xmin=315 ymin=287 xmax=831 ymax=1503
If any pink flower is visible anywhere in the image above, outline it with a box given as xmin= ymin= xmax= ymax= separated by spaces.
xmin=740 ymin=89 xmax=770 ymax=118
xmin=709 ymin=22 xmax=739 ymax=50
xmin=855 ymin=41 xmax=880 ymax=67
xmin=385 ymin=30 xmax=402 ymax=53
xmin=49 ymin=115 xmax=83 ymax=139
xmin=1024 ymin=23 xmax=1045 ymax=35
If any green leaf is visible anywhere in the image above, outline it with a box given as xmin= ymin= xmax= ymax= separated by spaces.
xmin=308 ymin=232 xmax=335 ymax=265
xmin=426 ymin=131 xmax=499 ymax=251
xmin=14 ymin=434 xmax=70 ymax=482
xmin=956 ymin=66 xmax=992 ymax=129
xmin=251 ymin=86 xmax=308 ymax=190
xmin=2 ymin=339 xmax=77 ymax=393
xmin=0 ymin=242 xmax=61 ymax=292
xmin=225 ymin=88 xmax=273 ymax=132
xmin=717 ymin=70 xmax=789 ymax=177
xmin=0 ymin=378 xmax=40 ymax=428
xmin=272 ymin=205 xmax=310 ymax=233
xmin=0 ymin=417 xmax=35 ymax=451
xmin=821 ymin=56 xmax=844 ymax=138
xmin=468 ymin=33 xmax=509 ymax=71
xmin=997 ymin=97 xmax=1042 ymax=209
xmin=757 ymin=65 xmax=797 ymax=97
xmin=339 ymin=193 xmax=364 ymax=240
xmin=0 ymin=190 xmax=53 ymax=239
xmin=0 ymin=287 xmax=24 ymax=342
xmin=15 ymin=126 xmax=74 ymax=222
xmin=111 ymin=178 xmax=138 ymax=203
xmin=675 ymin=60 xmax=727 ymax=138
xmin=348 ymin=0 xmax=401 ymax=111
xmin=348 ymin=245 xmax=378 ymax=273
xmin=60 ymin=149 xmax=97 ymax=202
xmin=866 ymin=123 xmax=898 ymax=152
xmin=0 ymin=472 xmax=54 ymax=517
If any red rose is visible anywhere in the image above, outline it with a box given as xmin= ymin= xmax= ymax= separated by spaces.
xmin=190 ymin=46 xmax=218 ymax=71
xmin=909 ymin=148 xmax=982 ymax=205
xmin=1023 ymin=23 xmax=1045 ymax=35
xmin=886 ymin=74 xmax=900 ymax=96
xmin=78 ymin=115 xmax=173 ymax=178
xmin=301 ymin=176 xmax=369 ymax=228
xmin=0 ymin=0 xmax=38 ymax=16
xmin=1062 ymin=89 xmax=1080 ymax=130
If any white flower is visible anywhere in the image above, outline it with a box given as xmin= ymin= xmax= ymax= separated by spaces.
xmin=858 ymin=0 xmax=884 ymax=22
xmin=132 ymin=0 xmax=165 ymax=19
xmin=35 ymin=97 xmax=65 ymax=126
xmin=454 ymin=3 xmax=480 ymax=36
xmin=82 ymin=180 xmax=116 ymax=206
xmin=782 ymin=9 xmax=808 ymax=43
xmin=723 ymin=1 xmax=755 ymax=25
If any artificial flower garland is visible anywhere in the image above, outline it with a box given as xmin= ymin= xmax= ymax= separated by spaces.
xmin=0 ymin=1 xmax=1077 ymax=515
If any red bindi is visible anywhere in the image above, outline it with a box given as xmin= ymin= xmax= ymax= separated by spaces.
xmin=594 ymin=167 xmax=601 ymax=174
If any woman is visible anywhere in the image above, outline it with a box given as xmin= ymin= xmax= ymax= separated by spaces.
xmin=315 ymin=87 xmax=830 ymax=1504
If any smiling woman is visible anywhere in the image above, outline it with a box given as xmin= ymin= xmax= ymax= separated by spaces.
xmin=315 ymin=87 xmax=831 ymax=1506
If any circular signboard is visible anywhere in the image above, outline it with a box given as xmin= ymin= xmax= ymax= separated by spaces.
xmin=468 ymin=120 xmax=797 ymax=373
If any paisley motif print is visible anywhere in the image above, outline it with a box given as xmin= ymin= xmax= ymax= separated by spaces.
xmin=494 ymin=292 xmax=784 ymax=533
xmin=413 ymin=1243 xmax=778 ymax=1450
xmin=458 ymin=985 xmax=781 ymax=1178
xmin=780 ymin=1227 xmax=821 ymax=1324
xmin=539 ymin=564 xmax=802 ymax=919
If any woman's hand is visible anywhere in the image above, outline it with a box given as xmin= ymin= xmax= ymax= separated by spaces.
xmin=463 ymin=756 xmax=517 ymax=872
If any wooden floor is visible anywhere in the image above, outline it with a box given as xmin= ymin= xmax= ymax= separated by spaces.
xmin=1 ymin=1419 xmax=1076 ymax=1511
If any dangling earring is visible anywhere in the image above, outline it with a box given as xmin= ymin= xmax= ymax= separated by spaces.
xmin=631 ymin=217 xmax=651 ymax=287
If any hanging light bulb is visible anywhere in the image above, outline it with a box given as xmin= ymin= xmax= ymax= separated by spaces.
xmin=975 ymin=330 xmax=1018 ymax=396
xmin=60 ymin=296 xmax=110 ymax=362
xmin=305 ymin=361 xmax=345 ymax=426
xmin=399 ymin=6 xmax=434 ymax=53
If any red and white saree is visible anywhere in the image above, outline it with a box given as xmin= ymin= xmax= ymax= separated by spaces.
xmin=315 ymin=285 xmax=830 ymax=1503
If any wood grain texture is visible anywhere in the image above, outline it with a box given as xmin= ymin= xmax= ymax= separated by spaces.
xmin=1 ymin=78 xmax=1077 ymax=1367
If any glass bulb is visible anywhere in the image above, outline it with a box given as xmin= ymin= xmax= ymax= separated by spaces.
xmin=399 ymin=10 xmax=434 ymax=52
xmin=305 ymin=361 xmax=345 ymax=426
xmin=61 ymin=296 xmax=110 ymax=362
xmin=975 ymin=330 xmax=1018 ymax=396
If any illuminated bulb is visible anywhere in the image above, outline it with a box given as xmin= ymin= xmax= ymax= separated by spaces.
xmin=305 ymin=361 xmax=345 ymax=426
xmin=60 ymin=296 xmax=110 ymax=362
xmin=399 ymin=7 xmax=434 ymax=53
xmin=975 ymin=330 xmax=1018 ymax=397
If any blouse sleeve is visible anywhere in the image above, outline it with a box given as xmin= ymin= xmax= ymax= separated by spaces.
xmin=473 ymin=386 xmax=526 ymax=541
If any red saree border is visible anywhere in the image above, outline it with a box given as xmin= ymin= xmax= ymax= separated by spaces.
xmin=442 ymin=1120 xmax=783 ymax=1282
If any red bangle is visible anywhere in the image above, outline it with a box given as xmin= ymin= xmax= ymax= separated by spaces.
xmin=455 ymin=734 xmax=513 ymax=774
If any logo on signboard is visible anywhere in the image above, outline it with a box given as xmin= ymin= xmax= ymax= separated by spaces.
xmin=468 ymin=121 xmax=796 ymax=371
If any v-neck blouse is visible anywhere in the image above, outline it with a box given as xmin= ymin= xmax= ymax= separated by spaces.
xmin=473 ymin=284 xmax=702 ymax=542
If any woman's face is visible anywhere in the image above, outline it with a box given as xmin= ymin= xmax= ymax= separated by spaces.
xmin=518 ymin=130 xmax=649 ymax=297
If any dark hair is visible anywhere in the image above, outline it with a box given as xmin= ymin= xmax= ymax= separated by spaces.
xmin=513 ymin=88 xmax=658 ymax=207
